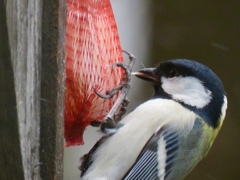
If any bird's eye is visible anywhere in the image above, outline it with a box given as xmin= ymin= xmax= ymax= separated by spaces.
xmin=168 ymin=69 xmax=179 ymax=78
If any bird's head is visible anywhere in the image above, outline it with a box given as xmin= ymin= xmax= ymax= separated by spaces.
xmin=133 ymin=59 xmax=227 ymax=128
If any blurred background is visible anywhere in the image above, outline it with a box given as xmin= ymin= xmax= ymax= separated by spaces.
xmin=64 ymin=0 xmax=240 ymax=179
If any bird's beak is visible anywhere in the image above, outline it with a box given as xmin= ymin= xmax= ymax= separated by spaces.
xmin=132 ymin=68 xmax=159 ymax=83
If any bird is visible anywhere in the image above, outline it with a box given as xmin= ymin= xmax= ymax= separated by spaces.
xmin=80 ymin=59 xmax=228 ymax=180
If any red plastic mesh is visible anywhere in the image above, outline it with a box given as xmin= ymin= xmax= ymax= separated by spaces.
xmin=65 ymin=0 xmax=123 ymax=146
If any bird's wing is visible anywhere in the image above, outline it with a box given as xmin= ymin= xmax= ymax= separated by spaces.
xmin=123 ymin=117 xmax=213 ymax=180
xmin=80 ymin=136 xmax=109 ymax=176
xmin=80 ymin=121 xmax=123 ymax=176
xmin=122 ymin=127 xmax=178 ymax=180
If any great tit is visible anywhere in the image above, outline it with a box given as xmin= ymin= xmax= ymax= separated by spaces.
xmin=80 ymin=59 xmax=227 ymax=180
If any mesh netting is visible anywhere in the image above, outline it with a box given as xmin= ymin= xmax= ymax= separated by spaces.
xmin=65 ymin=0 xmax=123 ymax=146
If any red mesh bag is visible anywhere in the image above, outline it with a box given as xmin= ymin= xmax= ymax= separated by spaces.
xmin=65 ymin=0 xmax=123 ymax=147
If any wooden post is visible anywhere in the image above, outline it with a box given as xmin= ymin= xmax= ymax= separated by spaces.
xmin=1 ymin=0 xmax=66 ymax=179
xmin=0 ymin=1 xmax=24 ymax=179
xmin=40 ymin=0 xmax=66 ymax=179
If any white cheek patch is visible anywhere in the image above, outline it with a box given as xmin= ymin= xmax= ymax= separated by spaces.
xmin=161 ymin=76 xmax=212 ymax=108
xmin=221 ymin=95 xmax=228 ymax=120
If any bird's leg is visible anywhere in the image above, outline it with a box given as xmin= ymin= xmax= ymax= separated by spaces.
xmin=90 ymin=98 xmax=129 ymax=128
xmin=94 ymin=50 xmax=136 ymax=133
xmin=113 ymin=98 xmax=129 ymax=123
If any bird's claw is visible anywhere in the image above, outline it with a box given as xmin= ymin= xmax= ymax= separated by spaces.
xmin=94 ymin=84 xmax=123 ymax=99
xmin=112 ymin=62 xmax=131 ymax=83
xmin=95 ymin=51 xmax=135 ymax=99
xmin=95 ymin=50 xmax=136 ymax=128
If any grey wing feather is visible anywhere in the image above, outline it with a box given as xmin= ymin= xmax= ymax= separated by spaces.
xmin=124 ymin=150 xmax=158 ymax=180
xmin=123 ymin=128 xmax=179 ymax=180
xmin=162 ymin=130 xmax=179 ymax=179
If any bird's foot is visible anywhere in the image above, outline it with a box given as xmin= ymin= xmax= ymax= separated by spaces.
xmin=94 ymin=50 xmax=136 ymax=132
